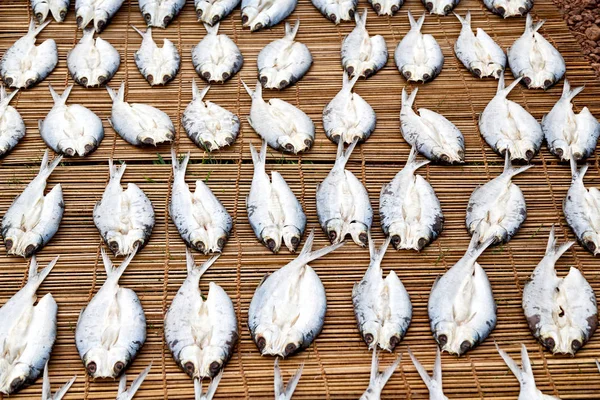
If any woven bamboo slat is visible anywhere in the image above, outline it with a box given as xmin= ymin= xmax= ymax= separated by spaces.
xmin=0 ymin=0 xmax=599 ymax=398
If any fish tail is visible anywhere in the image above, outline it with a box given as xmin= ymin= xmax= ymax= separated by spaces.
xmin=368 ymin=232 xmax=391 ymax=265
xmin=108 ymin=159 xmax=127 ymax=184
xmin=204 ymin=21 xmax=220 ymax=35
xmin=38 ymin=149 xmax=63 ymax=181
xmin=171 ymin=148 xmax=190 ymax=178
xmin=195 ymin=370 xmax=222 ymax=400
xmin=406 ymin=146 xmax=430 ymax=171
xmin=106 ymin=81 xmax=125 ymax=103
xmin=401 ymin=87 xmax=418 ymax=109
xmin=0 ymin=86 xmax=18 ymax=105
xmin=370 ymin=350 xmax=401 ymax=390
xmin=284 ymin=363 xmax=303 ymax=398
xmin=530 ymin=14 xmax=545 ymax=32
xmin=502 ymin=151 xmax=532 ymax=177
xmin=569 ymin=157 xmax=587 ymax=181
xmin=118 ymin=363 xmax=152 ymax=400
xmin=454 ymin=11 xmax=470 ymax=26
xmin=28 ymin=255 xmax=59 ymax=289
xmin=297 ymin=229 xmax=344 ymax=265
xmin=192 ymin=79 xmax=210 ymax=101
xmin=45 ymin=361 xmax=76 ymax=400
xmin=249 ymin=140 xmax=267 ymax=171
xmin=466 ymin=230 xmax=494 ymax=259
xmin=357 ymin=8 xmax=368 ymax=26
xmin=186 ymin=248 xmax=220 ymax=277
xmin=102 ymin=246 xmax=137 ymax=281
xmin=408 ymin=348 xmax=433 ymax=388
xmin=343 ymin=71 xmax=360 ymax=92
xmin=285 ymin=19 xmax=300 ymax=40
xmin=29 ymin=18 xmax=51 ymax=36
xmin=544 ymin=225 xmax=574 ymax=261
xmin=561 ymin=79 xmax=584 ymax=102
xmin=333 ymin=137 xmax=358 ymax=170
xmin=274 ymin=358 xmax=303 ymax=399
xmin=408 ymin=11 xmax=425 ymax=31
xmin=131 ymin=24 xmax=146 ymax=38
xmin=49 ymin=83 xmax=73 ymax=105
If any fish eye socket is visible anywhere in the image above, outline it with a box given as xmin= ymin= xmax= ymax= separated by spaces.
xmin=525 ymin=150 xmax=534 ymax=160
xmin=284 ymin=343 xmax=297 ymax=356
xmin=256 ymin=336 xmax=267 ymax=352
xmin=290 ymin=236 xmax=300 ymax=247
xmin=459 ymin=340 xmax=471 ymax=354
xmin=184 ymin=361 xmax=195 ymax=374
xmin=98 ymin=75 xmax=107 ymax=84
xmin=437 ymin=334 xmax=448 ymax=346
xmin=35 ymin=12 xmax=44 ymax=21
xmin=443 ymin=4 xmax=452 ymax=13
xmin=417 ymin=237 xmax=428 ymax=250
xmin=163 ymin=15 xmax=172 ymax=25
xmin=162 ymin=74 xmax=171 ymax=83
xmin=585 ymin=240 xmax=596 ymax=252
xmin=145 ymin=13 xmax=152 ymax=22
xmin=328 ymin=230 xmax=337 ymax=242
xmin=60 ymin=9 xmax=67 ymax=19
xmin=86 ymin=361 xmax=97 ymax=375
xmin=364 ymin=333 xmax=374 ymax=345
xmin=9 ymin=377 xmax=23 ymax=392
xmin=217 ymin=237 xmax=226 ymax=249
xmin=209 ymin=361 xmax=221 ymax=374
xmin=113 ymin=361 xmax=125 ymax=374
xmin=80 ymin=77 xmax=89 ymax=86
xmin=25 ymin=78 xmax=35 ymax=88
xmin=571 ymin=339 xmax=582 ymax=352
xmin=544 ymin=337 xmax=555 ymax=350
xmin=389 ymin=336 xmax=400 ymax=349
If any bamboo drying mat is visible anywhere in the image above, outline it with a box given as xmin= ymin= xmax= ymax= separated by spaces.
xmin=1 ymin=0 xmax=600 ymax=398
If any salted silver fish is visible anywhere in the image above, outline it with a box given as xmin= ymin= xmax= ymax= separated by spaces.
xmin=408 ymin=348 xmax=448 ymax=400
xmin=32 ymin=0 xmax=70 ymax=23
xmin=369 ymin=0 xmax=401 ymax=16
xmin=400 ymin=87 xmax=464 ymax=163
xmin=196 ymin=0 xmax=240 ymax=25
xmin=353 ymin=235 xmax=412 ymax=351
xmin=508 ymin=14 xmax=565 ymax=89
xmin=139 ymin=0 xmax=184 ymax=28
xmin=192 ymin=23 xmax=243 ymax=84
xmin=182 ymin=80 xmax=239 ymax=151
xmin=479 ymin=73 xmax=543 ymax=161
xmin=170 ymin=150 xmax=232 ymax=254
xmin=39 ymin=84 xmax=104 ymax=157
xmin=483 ymin=0 xmax=532 ymax=18
xmin=107 ymin=82 xmax=175 ymax=146
xmin=242 ymin=0 xmax=296 ymax=31
xmin=496 ymin=344 xmax=561 ymax=400
xmin=67 ymin=29 xmax=120 ymax=87
xmin=76 ymin=249 xmax=146 ymax=379
xmin=466 ymin=153 xmax=530 ymax=245
xmin=1 ymin=150 xmax=63 ymax=257
xmin=0 ymin=257 xmax=58 ymax=395
xmin=428 ymin=235 xmax=496 ymax=355
xmin=523 ymin=226 xmax=597 ymax=355
xmin=316 ymin=140 xmax=373 ymax=246
xmin=311 ymin=0 xmax=356 ymax=24
xmin=75 ymin=0 xmax=124 ymax=32
xmin=243 ymin=81 xmax=315 ymax=154
xmin=94 ymin=160 xmax=155 ymax=256
xmin=194 ymin=370 xmax=222 ymax=400
xmin=273 ymin=359 xmax=303 ymax=400
xmin=323 ymin=72 xmax=376 ymax=145
xmin=165 ymin=251 xmax=237 ymax=379
xmin=423 ymin=0 xmax=458 ymax=15
xmin=564 ymin=160 xmax=600 ymax=255
xmin=0 ymin=86 xmax=25 ymax=158
xmin=359 ymin=350 xmax=401 ymax=400
xmin=394 ymin=12 xmax=443 ymax=83
xmin=380 ymin=147 xmax=443 ymax=251
xmin=454 ymin=12 xmax=506 ymax=79
xmin=247 ymin=141 xmax=306 ymax=253
xmin=132 ymin=26 xmax=180 ymax=86
xmin=115 ymin=363 xmax=151 ymax=400
xmin=341 ymin=10 xmax=387 ymax=79
xmin=542 ymin=80 xmax=600 ymax=161
xmin=0 ymin=19 xmax=57 ymax=89
xmin=257 ymin=20 xmax=312 ymax=90
xmin=248 ymin=231 xmax=343 ymax=357
xmin=41 ymin=361 xmax=76 ymax=400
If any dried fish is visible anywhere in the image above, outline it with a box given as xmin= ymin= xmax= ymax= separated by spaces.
xmin=311 ymin=0 xmax=357 ymax=24
xmin=241 ymin=0 xmax=296 ymax=31
xmin=67 ymin=29 xmax=120 ymax=87
xmin=0 ymin=86 xmax=25 ymax=158
xmin=132 ymin=25 xmax=180 ymax=86
xmin=359 ymin=350 xmax=401 ymax=400
xmin=32 ymin=0 xmax=70 ymax=23
xmin=341 ymin=9 xmax=388 ymax=79
xmin=75 ymin=0 xmax=124 ymax=32
xmin=408 ymin=348 xmax=448 ymax=400
xmin=192 ymin=23 xmax=243 ymax=84
xmin=139 ymin=0 xmax=185 ymax=28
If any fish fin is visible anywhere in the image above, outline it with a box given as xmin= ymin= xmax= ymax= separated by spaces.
xmin=544 ymin=225 xmax=574 ymax=261
xmin=408 ymin=348 xmax=433 ymax=388
xmin=118 ymin=372 xmax=127 ymax=395
xmin=561 ymin=79 xmax=584 ymax=102
xmin=51 ymin=375 xmax=76 ymax=400
xmin=38 ymin=149 xmax=63 ymax=181
xmin=192 ymin=79 xmax=210 ymax=101
xmin=406 ymin=146 xmax=429 ymax=171
xmin=29 ymin=18 xmax=52 ymax=36
xmin=108 ymin=159 xmax=127 ymax=183
xmin=296 ymin=229 xmax=344 ymax=265
xmin=42 ymin=361 xmax=52 ymax=400
xmin=0 ymin=85 xmax=5 ymax=100
xmin=454 ymin=11 xmax=470 ymax=26
xmin=187 ymin=248 xmax=220 ymax=277
xmin=29 ymin=255 xmax=59 ymax=287
xmin=249 ymin=141 xmax=267 ymax=169
xmin=131 ymin=24 xmax=146 ymax=38
xmin=503 ymin=151 xmax=532 ymax=177
xmin=171 ymin=148 xmax=190 ymax=177
xmin=241 ymin=80 xmax=253 ymax=97
xmin=285 ymin=19 xmax=300 ymax=40
xmin=334 ymin=137 xmax=358 ymax=170
xmin=194 ymin=379 xmax=203 ymax=400
xmin=103 ymin=246 xmax=137 ymax=281
xmin=284 ymin=363 xmax=303 ymax=398
xmin=121 ymin=363 xmax=152 ymax=400
xmin=432 ymin=347 xmax=443 ymax=386
xmin=519 ymin=344 xmax=534 ymax=379
xmin=274 ymin=358 xmax=284 ymax=397
xmin=204 ymin=21 xmax=220 ymax=35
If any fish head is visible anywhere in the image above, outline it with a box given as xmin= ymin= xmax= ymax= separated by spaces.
xmin=76 ymin=6 xmax=94 ymax=30
xmin=423 ymin=0 xmax=457 ymax=15
xmin=144 ymin=62 xmax=177 ymax=86
xmin=0 ymin=362 xmax=34 ymax=394
xmin=501 ymin=141 xmax=536 ymax=162
xmin=82 ymin=347 xmax=131 ymax=378
xmin=33 ymin=2 xmax=50 ymax=23
xmin=358 ymin=320 xmax=380 ymax=349
xmin=137 ymin=128 xmax=175 ymax=147
xmin=469 ymin=61 xmax=504 ymax=79
xmin=491 ymin=0 xmax=532 ymax=17
xmin=379 ymin=324 xmax=405 ymax=351
xmin=240 ymin=7 xmax=258 ymax=28
xmin=248 ymin=13 xmax=271 ymax=32
xmin=50 ymin=2 xmax=68 ymax=22
xmin=259 ymin=68 xmax=291 ymax=90
xmin=253 ymin=326 xmax=303 ymax=358
xmin=521 ymin=71 xmax=559 ymax=90
xmin=260 ymin=226 xmax=282 ymax=253
xmin=388 ymin=223 xmax=431 ymax=251
xmin=401 ymin=64 xmax=436 ymax=83
xmin=211 ymin=229 xmax=229 ymax=253
xmin=433 ymin=146 xmax=464 ymax=165
xmin=198 ymin=65 xmax=232 ymax=85
xmin=93 ymin=9 xmax=111 ymax=32
xmin=156 ymin=3 xmax=178 ymax=28
xmin=178 ymin=345 xmax=226 ymax=379
xmin=278 ymin=133 xmax=313 ymax=154
xmin=324 ymin=219 xmax=344 ymax=244
xmin=282 ymin=226 xmax=303 ymax=253
xmin=370 ymin=0 xmax=402 ymax=16
xmin=434 ymin=322 xmax=479 ymax=356
xmin=4 ymin=69 xmax=39 ymax=90
xmin=2 ymin=230 xmax=30 ymax=257
xmin=581 ymin=232 xmax=600 ymax=256
xmin=348 ymin=222 xmax=369 ymax=247
xmin=196 ymin=1 xmax=224 ymax=25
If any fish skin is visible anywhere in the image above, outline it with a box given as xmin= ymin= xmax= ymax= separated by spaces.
xmin=563 ymin=160 xmax=600 ymax=256
xmin=496 ymin=343 xmax=561 ymax=400
xmin=422 ymin=0 xmax=459 ymax=15
xmin=242 ymin=80 xmax=315 ymax=154
xmin=483 ymin=0 xmax=533 ymax=18
xmin=479 ymin=73 xmax=543 ymax=161
xmin=273 ymin=359 xmax=303 ymax=400
xmin=408 ymin=348 xmax=448 ymax=400
xmin=466 ymin=152 xmax=530 ymax=245
xmin=428 ymin=235 xmax=496 ymax=356
xmin=242 ymin=0 xmax=297 ymax=31
xmin=75 ymin=249 xmax=146 ymax=379
xmin=170 ymin=150 xmax=233 ymax=254
xmin=196 ymin=0 xmax=240 ymax=26
xmin=67 ymin=29 xmax=120 ymax=87
xmin=41 ymin=361 xmax=76 ymax=400
xmin=248 ymin=231 xmax=343 ymax=357
xmin=32 ymin=0 xmax=70 ymax=23
xmin=194 ymin=370 xmax=222 ymax=400
xmin=508 ymin=14 xmax=565 ymax=89
xmin=183 ymin=81 xmax=239 ymax=151
xmin=316 ymin=140 xmax=373 ymax=247
xmin=542 ymin=80 xmax=600 ymax=162
xmin=394 ymin=12 xmax=444 ymax=83
xmin=107 ymin=81 xmax=175 ymax=146
xmin=247 ymin=141 xmax=306 ymax=253
xmin=353 ymin=235 xmax=412 ymax=351
xmin=75 ymin=0 xmax=124 ymax=32
xmin=257 ymin=20 xmax=312 ymax=90
xmin=380 ymin=147 xmax=443 ymax=251
xmin=165 ymin=251 xmax=238 ymax=380
xmin=400 ymin=87 xmax=465 ymax=164
xmin=93 ymin=160 xmax=155 ymax=256
xmin=192 ymin=23 xmax=243 ymax=84
xmin=132 ymin=26 xmax=180 ymax=86
xmin=139 ymin=0 xmax=184 ymax=28
xmin=359 ymin=350 xmax=401 ymax=400
xmin=115 ymin=363 xmax=151 ymax=400
xmin=454 ymin=12 xmax=506 ymax=79
xmin=39 ymin=84 xmax=104 ymax=157
xmin=523 ymin=226 xmax=597 ymax=355
xmin=1 ymin=150 xmax=63 ymax=258
xmin=0 ymin=86 xmax=25 ymax=158
xmin=323 ymin=72 xmax=376 ymax=145
xmin=369 ymin=0 xmax=402 ymax=16
xmin=0 ymin=19 xmax=57 ymax=89
xmin=0 ymin=256 xmax=58 ymax=395
xmin=341 ymin=9 xmax=388 ymax=79
xmin=311 ymin=0 xmax=357 ymax=24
